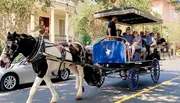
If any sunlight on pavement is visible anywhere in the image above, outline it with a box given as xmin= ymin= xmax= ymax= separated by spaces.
xmin=114 ymin=76 xmax=180 ymax=103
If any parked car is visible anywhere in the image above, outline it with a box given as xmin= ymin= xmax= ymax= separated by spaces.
xmin=0 ymin=55 xmax=70 ymax=91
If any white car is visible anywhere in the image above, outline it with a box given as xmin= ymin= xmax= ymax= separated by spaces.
xmin=0 ymin=59 xmax=70 ymax=91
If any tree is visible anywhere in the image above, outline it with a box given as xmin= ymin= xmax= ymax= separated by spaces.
xmin=170 ymin=0 xmax=180 ymax=11
xmin=115 ymin=0 xmax=151 ymax=12
xmin=0 ymin=0 xmax=52 ymax=41
xmin=70 ymin=1 xmax=108 ymax=41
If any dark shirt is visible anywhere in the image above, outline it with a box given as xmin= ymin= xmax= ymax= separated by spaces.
xmin=141 ymin=35 xmax=146 ymax=46
xmin=123 ymin=32 xmax=126 ymax=36
xmin=157 ymin=38 xmax=166 ymax=45
xmin=107 ymin=21 xmax=116 ymax=36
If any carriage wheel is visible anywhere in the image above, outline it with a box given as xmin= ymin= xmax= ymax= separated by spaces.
xmin=127 ymin=68 xmax=139 ymax=91
xmin=151 ymin=59 xmax=160 ymax=83
xmin=96 ymin=75 xmax=105 ymax=88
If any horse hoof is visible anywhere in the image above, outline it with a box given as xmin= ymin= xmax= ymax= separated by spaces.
xmin=76 ymin=95 xmax=82 ymax=100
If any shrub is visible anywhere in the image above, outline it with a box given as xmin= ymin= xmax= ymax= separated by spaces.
xmin=80 ymin=32 xmax=92 ymax=45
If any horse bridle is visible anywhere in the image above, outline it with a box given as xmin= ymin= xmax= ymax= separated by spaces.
xmin=4 ymin=39 xmax=19 ymax=61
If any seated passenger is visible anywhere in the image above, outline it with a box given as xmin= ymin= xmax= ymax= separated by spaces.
xmin=116 ymin=29 xmax=122 ymax=37
xmin=140 ymin=31 xmax=146 ymax=46
xmin=145 ymin=30 xmax=156 ymax=54
xmin=122 ymin=27 xmax=133 ymax=61
xmin=131 ymin=31 xmax=142 ymax=59
xmin=156 ymin=32 xmax=167 ymax=49
xmin=123 ymin=27 xmax=133 ymax=45
xmin=116 ymin=29 xmax=126 ymax=43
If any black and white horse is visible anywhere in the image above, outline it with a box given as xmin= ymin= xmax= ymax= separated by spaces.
xmin=0 ymin=32 xmax=87 ymax=103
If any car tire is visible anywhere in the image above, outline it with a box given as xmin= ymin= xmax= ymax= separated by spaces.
xmin=0 ymin=73 xmax=19 ymax=91
xmin=58 ymin=69 xmax=70 ymax=81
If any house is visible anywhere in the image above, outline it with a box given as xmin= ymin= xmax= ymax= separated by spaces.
xmin=151 ymin=0 xmax=179 ymax=23
xmin=28 ymin=0 xmax=75 ymax=43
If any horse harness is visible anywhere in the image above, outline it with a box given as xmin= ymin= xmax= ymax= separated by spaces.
xmin=26 ymin=37 xmax=86 ymax=78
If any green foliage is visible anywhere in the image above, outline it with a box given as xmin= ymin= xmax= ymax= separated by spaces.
xmin=176 ymin=49 xmax=180 ymax=53
xmin=115 ymin=0 xmax=151 ymax=12
xmin=94 ymin=0 xmax=114 ymax=9
xmin=0 ymin=44 xmax=3 ymax=54
xmin=170 ymin=0 xmax=180 ymax=11
xmin=80 ymin=32 xmax=92 ymax=45
xmin=70 ymin=1 xmax=107 ymax=40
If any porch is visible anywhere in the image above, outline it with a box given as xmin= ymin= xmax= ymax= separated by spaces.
xmin=28 ymin=0 xmax=75 ymax=43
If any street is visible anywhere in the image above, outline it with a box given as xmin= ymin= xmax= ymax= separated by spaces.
xmin=0 ymin=59 xmax=180 ymax=103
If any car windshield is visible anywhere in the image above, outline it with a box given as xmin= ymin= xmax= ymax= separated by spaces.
xmin=12 ymin=53 xmax=26 ymax=64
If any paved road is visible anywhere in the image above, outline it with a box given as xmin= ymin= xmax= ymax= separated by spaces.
xmin=0 ymin=59 xmax=180 ymax=103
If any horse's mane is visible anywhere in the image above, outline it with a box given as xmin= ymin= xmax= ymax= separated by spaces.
xmin=19 ymin=33 xmax=33 ymax=39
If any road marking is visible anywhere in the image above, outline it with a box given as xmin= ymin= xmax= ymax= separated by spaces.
xmin=114 ymin=76 xmax=180 ymax=103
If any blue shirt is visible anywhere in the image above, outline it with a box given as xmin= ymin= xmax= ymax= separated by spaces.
xmin=123 ymin=34 xmax=133 ymax=45
xmin=133 ymin=36 xmax=142 ymax=47
xmin=146 ymin=35 xmax=154 ymax=45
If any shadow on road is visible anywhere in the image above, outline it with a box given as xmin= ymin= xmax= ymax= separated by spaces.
xmin=0 ymin=70 xmax=179 ymax=103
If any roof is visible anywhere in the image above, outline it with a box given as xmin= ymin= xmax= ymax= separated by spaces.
xmin=94 ymin=7 xmax=163 ymax=25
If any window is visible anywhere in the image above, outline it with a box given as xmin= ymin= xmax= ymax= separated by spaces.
xmin=174 ymin=10 xmax=178 ymax=20
xmin=152 ymin=6 xmax=158 ymax=12
xmin=163 ymin=8 xmax=167 ymax=20
xmin=59 ymin=19 xmax=65 ymax=36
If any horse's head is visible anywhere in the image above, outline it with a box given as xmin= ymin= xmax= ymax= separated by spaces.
xmin=0 ymin=32 xmax=20 ymax=68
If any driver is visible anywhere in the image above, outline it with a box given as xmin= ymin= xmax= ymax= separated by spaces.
xmin=107 ymin=16 xmax=118 ymax=37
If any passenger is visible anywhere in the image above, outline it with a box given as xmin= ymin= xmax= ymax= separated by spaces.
xmin=123 ymin=27 xmax=133 ymax=45
xmin=157 ymin=32 xmax=167 ymax=49
xmin=122 ymin=27 xmax=133 ymax=61
xmin=116 ymin=29 xmax=122 ymax=37
xmin=140 ymin=31 xmax=146 ymax=46
xmin=107 ymin=16 xmax=118 ymax=37
xmin=131 ymin=31 xmax=142 ymax=59
xmin=116 ymin=29 xmax=125 ymax=43
xmin=150 ymin=32 xmax=155 ymax=37
xmin=145 ymin=30 xmax=156 ymax=54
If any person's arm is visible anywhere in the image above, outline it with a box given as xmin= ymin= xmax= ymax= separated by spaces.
xmin=151 ymin=37 xmax=156 ymax=46
xmin=108 ymin=28 xmax=111 ymax=36
xmin=161 ymin=38 xmax=166 ymax=46
xmin=137 ymin=36 xmax=141 ymax=43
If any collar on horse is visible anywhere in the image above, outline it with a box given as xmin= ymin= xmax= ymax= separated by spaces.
xmin=27 ymin=37 xmax=45 ymax=62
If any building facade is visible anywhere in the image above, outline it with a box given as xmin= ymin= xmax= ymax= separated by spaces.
xmin=151 ymin=0 xmax=179 ymax=23
xmin=28 ymin=0 xmax=75 ymax=43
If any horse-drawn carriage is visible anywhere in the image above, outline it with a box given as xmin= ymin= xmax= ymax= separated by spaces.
xmin=0 ymin=7 xmax=164 ymax=103
xmin=84 ymin=7 xmax=163 ymax=90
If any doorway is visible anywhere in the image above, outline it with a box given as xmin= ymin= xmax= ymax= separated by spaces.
xmin=39 ymin=17 xmax=49 ymax=39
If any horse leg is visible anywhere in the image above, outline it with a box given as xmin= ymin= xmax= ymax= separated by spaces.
xmin=75 ymin=65 xmax=84 ymax=100
xmin=69 ymin=64 xmax=79 ymax=90
xmin=26 ymin=76 xmax=43 ymax=103
xmin=43 ymin=75 xmax=59 ymax=103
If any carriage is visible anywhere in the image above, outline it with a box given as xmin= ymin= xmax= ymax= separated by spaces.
xmin=83 ymin=7 xmax=163 ymax=90
xmin=0 ymin=7 xmax=164 ymax=102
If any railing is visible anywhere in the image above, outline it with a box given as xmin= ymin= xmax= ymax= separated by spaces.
xmin=55 ymin=35 xmax=66 ymax=42
xmin=55 ymin=35 xmax=72 ymax=42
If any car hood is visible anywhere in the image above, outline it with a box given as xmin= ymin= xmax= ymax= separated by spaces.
xmin=0 ymin=64 xmax=16 ymax=74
